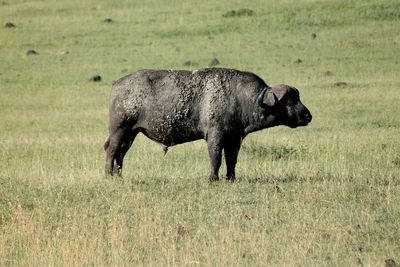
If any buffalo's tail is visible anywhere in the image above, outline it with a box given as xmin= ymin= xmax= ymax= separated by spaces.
xmin=104 ymin=137 xmax=110 ymax=151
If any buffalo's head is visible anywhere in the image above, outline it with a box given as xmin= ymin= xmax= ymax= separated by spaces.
xmin=257 ymin=84 xmax=312 ymax=128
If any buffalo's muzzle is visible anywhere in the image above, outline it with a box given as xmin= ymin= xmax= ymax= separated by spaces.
xmin=304 ymin=112 xmax=312 ymax=124
xmin=296 ymin=112 xmax=312 ymax=126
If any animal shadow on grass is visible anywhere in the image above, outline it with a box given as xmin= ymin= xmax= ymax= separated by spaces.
xmin=247 ymin=174 xmax=300 ymax=185
xmin=241 ymin=145 xmax=340 ymax=185
xmin=125 ymin=177 xmax=170 ymax=188
xmin=223 ymin=8 xmax=254 ymax=17
xmin=247 ymin=170 xmax=368 ymax=185
xmin=241 ymin=144 xmax=308 ymax=161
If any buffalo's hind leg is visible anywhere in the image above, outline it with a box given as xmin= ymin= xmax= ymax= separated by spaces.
xmin=105 ymin=126 xmax=136 ymax=176
xmin=207 ymin=129 xmax=224 ymax=182
xmin=114 ymin=129 xmax=139 ymax=176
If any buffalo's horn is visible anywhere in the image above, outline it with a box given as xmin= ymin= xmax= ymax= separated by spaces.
xmin=256 ymin=87 xmax=269 ymax=108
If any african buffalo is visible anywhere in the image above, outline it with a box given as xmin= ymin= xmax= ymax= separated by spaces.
xmin=104 ymin=68 xmax=312 ymax=181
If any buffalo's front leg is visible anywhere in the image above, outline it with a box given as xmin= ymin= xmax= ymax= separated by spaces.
xmin=224 ymin=136 xmax=241 ymax=181
xmin=207 ymin=129 xmax=223 ymax=182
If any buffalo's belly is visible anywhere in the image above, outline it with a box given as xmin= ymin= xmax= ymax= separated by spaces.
xmin=141 ymin=124 xmax=203 ymax=146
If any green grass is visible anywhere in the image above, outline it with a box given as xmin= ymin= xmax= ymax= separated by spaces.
xmin=1 ymin=0 xmax=400 ymax=265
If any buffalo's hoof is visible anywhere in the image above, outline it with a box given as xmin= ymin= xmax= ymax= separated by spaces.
xmin=105 ymin=166 xmax=116 ymax=177
xmin=226 ymin=175 xmax=236 ymax=182
xmin=209 ymin=175 xmax=219 ymax=182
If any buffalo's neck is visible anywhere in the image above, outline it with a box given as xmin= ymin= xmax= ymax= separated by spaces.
xmin=243 ymin=108 xmax=276 ymax=135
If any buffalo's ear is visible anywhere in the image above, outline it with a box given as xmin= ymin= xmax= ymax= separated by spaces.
xmin=257 ymin=87 xmax=280 ymax=108
xmin=263 ymin=91 xmax=278 ymax=107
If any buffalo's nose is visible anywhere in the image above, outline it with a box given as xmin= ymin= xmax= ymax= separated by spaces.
xmin=304 ymin=112 xmax=312 ymax=123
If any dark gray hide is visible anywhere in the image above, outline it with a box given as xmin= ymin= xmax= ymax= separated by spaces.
xmin=104 ymin=68 xmax=312 ymax=181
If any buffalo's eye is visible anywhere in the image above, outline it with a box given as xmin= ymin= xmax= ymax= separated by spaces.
xmin=286 ymin=105 xmax=295 ymax=115
xmin=288 ymin=105 xmax=295 ymax=111
xmin=286 ymin=98 xmax=294 ymax=106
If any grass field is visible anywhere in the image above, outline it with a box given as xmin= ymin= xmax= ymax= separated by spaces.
xmin=1 ymin=0 xmax=400 ymax=265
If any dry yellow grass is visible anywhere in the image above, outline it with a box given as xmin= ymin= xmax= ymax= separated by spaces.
xmin=1 ymin=0 xmax=400 ymax=265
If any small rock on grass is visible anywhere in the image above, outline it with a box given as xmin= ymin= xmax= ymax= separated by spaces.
xmin=4 ymin=21 xmax=15 ymax=28
xmin=385 ymin=259 xmax=397 ymax=267
xmin=89 ymin=75 xmax=102 ymax=82
xmin=209 ymin=57 xmax=220 ymax=66
xmin=334 ymin=82 xmax=348 ymax=87
xmin=183 ymin=60 xmax=193 ymax=67
xmin=26 ymin=49 xmax=38 ymax=55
